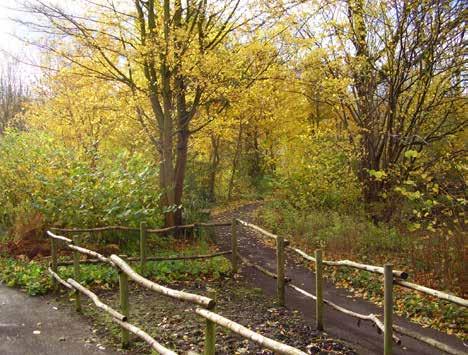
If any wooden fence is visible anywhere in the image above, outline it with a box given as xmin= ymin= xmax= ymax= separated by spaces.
xmin=46 ymin=224 xmax=307 ymax=355
xmin=234 ymin=218 xmax=467 ymax=355
xmin=47 ymin=218 xmax=466 ymax=355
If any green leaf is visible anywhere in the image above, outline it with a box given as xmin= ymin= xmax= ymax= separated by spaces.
xmin=404 ymin=150 xmax=420 ymax=159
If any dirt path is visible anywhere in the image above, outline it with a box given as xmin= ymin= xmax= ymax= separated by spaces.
xmin=0 ymin=284 xmax=116 ymax=355
xmin=212 ymin=203 xmax=467 ymax=355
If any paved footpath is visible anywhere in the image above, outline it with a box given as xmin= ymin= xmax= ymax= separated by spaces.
xmin=0 ymin=284 xmax=116 ymax=355
xmin=213 ymin=203 xmax=467 ymax=355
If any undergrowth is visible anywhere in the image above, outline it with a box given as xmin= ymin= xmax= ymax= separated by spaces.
xmin=256 ymin=201 xmax=467 ymax=340
xmin=0 ymin=242 xmax=231 ymax=296
xmin=327 ymin=268 xmax=467 ymax=341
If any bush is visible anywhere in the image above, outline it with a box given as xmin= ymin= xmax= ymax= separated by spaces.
xmin=257 ymin=200 xmax=410 ymax=258
xmin=0 ymin=130 xmax=163 ymax=233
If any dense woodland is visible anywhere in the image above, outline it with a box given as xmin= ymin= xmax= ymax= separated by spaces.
xmin=0 ymin=0 xmax=466 ymax=336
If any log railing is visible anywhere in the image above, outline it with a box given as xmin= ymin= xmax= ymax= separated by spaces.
xmin=235 ymin=218 xmax=467 ymax=355
xmin=290 ymin=247 xmax=409 ymax=279
xmin=195 ymin=308 xmax=307 ymax=355
xmin=56 ymin=251 xmax=232 ymax=266
xmin=46 ymin=223 xmax=307 ymax=354
xmin=47 ymin=218 xmax=466 ymax=355
xmin=47 ymin=256 xmax=174 ymax=353
xmin=50 ymin=221 xmax=231 ymax=234
xmin=51 ymin=222 xmax=232 ymax=271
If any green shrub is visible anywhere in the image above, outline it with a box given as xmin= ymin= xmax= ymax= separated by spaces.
xmin=0 ymin=130 xmax=163 ymax=231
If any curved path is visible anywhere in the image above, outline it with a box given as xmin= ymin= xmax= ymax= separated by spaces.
xmin=0 ymin=284 xmax=115 ymax=355
xmin=212 ymin=203 xmax=467 ymax=355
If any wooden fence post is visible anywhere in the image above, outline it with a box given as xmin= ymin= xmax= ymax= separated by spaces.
xmin=231 ymin=219 xmax=238 ymax=273
xmin=204 ymin=289 xmax=216 ymax=355
xmin=140 ymin=221 xmax=147 ymax=273
xmin=72 ymin=236 xmax=81 ymax=312
xmin=276 ymin=235 xmax=285 ymax=306
xmin=315 ymin=249 xmax=324 ymax=331
xmin=384 ymin=264 xmax=393 ymax=355
xmin=50 ymin=236 xmax=58 ymax=292
xmin=119 ymin=271 xmax=130 ymax=349
xmin=204 ymin=315 xmax=216 ymax=355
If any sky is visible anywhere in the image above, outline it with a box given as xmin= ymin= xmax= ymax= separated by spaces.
xmin=0 ymin=0 xmax=42 ymax=81
xmin=0 ymin=0 xmax=26 ymax=56
xmin=0 ymin=0 xmax=82 ymax=81
xmin=0 ymin=0 xmax=257 ymax=80
xmin=0 ymin=0 xmax=122 ymax=78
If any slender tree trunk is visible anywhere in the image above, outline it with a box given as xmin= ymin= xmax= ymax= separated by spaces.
xmin=208 ymin=134 xmax=220 ymax=202
xmin=174 ymin=127 xmax=189 ymax=226
xmin=160 ymin=119 xmax=176 ymax=227
xmin=228 ymin=122 xmax=243 ymax=200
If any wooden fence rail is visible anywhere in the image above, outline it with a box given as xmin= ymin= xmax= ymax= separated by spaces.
xmin=238 ymin=219 xmax=465 ymax=307
xmin=46 ymin=219 xmax=467 ymax=355
xmin=47 ymin=268 xmax=177 ymax=354
xmin=287 ymin=283 xmax=401 ymax=344
xmin=195 ymin=308 xmax=308 ymax=355
xmin=394 ymin=280 xmax=468 ymax=308
xmin=236 ymin=219 xmax=467 ymax=355
xmin=47 ymin=230 xmax=73 ymax=243
xmin=50 ymin=222 xmax=231 ymax=234
xmin=109 ymin=254 xmax=215 ymax=309
xmin=50 ymin=226 xmax=140 ymax=233
xmin=46 ymin=225 xmax=306 ymax=354
xmin=236 ymin=219 xmax=288 ymax=244
xmin=67 ymin=278 xmax=127 ymax=321
xmin=57 ymin=251 xmax=232 ymax=266
xmin=287 ymin=245 xmax=466 ymax=307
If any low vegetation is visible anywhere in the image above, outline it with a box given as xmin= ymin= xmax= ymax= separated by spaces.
xmin=0 ymin=233 xmax=230 ymax=296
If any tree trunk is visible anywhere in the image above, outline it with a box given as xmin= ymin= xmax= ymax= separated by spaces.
xmin=228 ymin=122 xmax=243 ymax=201
xmin=174 ymin=127 xmax=189 ymax=226
xmin=208 ymin=134 xmax=220 ymax=202
xmin=160 ymin=111 xmax=176 ymax=227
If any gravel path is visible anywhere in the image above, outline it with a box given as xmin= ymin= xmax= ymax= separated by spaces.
xmin=212 ymin=203 xmax=467 ymax=355
xmin=0 ymin=283 xmax=115 ymax=355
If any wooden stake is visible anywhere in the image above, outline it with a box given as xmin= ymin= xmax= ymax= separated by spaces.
xmin=204 ymin=311 xmax=216 ymax=354
xmin=72 ymin=236 xmax=81 ymax=312
xmin=119 ymin=271 xmax=130 ymax=349
xmin=276 ymin=235 xmax=285 ymax=306
xmin=204 ymin=288 xmax=216 ymax=355
xmin=50 ymin=236 xmax=58 ymax=292
xmin=384 ymin=264 xmax=393 ymax=355
xmin=315 ymin=249 xmax=324 ymax=331
xmin=231 ymin=219 xmax=238 ymax=273
xmin=140 ymin=221 xmax=147 ymax=273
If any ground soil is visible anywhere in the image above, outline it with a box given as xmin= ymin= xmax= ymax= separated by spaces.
xmin=62 ymin=276 xmax=357 ymax=354
xmin=211 ymin=203 xmax=467 ymax=355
